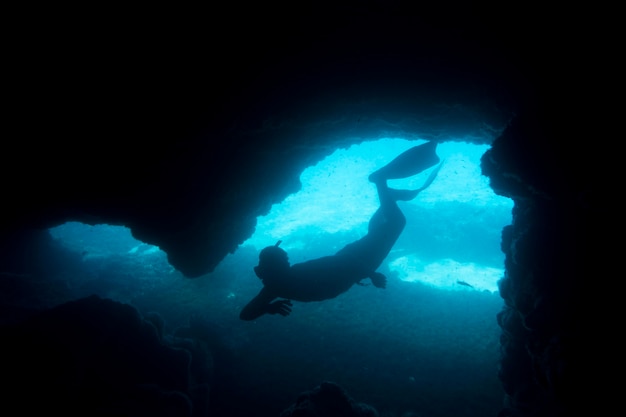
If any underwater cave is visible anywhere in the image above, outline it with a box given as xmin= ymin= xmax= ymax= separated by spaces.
xmin=0 ymin=4 xmax=604 ymax=417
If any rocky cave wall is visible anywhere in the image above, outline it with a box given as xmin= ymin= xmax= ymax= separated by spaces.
xmin=481 ymin=110 xmax=602 ymax=417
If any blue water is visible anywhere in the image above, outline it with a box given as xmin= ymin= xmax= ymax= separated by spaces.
xmin=46 ymin=139 xmax=511 ymax=416
xmin=246 ymin=138 xmax=512 ymax=292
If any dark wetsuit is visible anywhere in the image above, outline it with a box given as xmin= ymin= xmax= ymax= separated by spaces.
xmin=240 ymin=141 xmax=440 ymax=320
xmin=240 ymin=182 xmax=405 ymax=318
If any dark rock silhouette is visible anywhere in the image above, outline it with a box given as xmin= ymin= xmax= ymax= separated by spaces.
xmin=280 ymin=381 xmax=379 ymax=417
xmin=1 ymin=295 xmax=207 ymax=417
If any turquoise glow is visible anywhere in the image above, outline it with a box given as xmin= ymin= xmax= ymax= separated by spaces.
xmin=244 ymin=138 xmax=513 ymax=292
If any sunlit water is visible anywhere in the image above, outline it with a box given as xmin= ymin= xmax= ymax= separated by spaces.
xmin=244 ymin=138 xmax=512 ymax=292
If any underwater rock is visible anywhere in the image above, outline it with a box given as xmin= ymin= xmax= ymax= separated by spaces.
xmin=280 ymin=381 xmax=379 ymax=417
xmin=483 ymin=111 xmax=601 ymax=416
xmin=1 ymin=295 xmax=207 ymax=417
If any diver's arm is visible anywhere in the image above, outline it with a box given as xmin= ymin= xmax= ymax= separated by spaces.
xmin=239 ymin=287 xmax=292 ymax=320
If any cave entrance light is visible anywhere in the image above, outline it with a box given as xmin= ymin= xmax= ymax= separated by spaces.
xmin=243 ymin=138 xmax=513 ymax=292
xmin=49 ymin=222 xmax=163 ymax=258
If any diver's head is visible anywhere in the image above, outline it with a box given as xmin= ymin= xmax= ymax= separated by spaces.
xmin=254 ymin=240 xmax=290 ymax=279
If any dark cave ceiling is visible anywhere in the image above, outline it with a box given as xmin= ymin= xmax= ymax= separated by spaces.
xmin=3 ymin=5 xmax=600 ymax=277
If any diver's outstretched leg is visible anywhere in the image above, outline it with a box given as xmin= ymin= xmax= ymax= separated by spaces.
xmin=369 ymin=141 xmax=440 ymax=183
xmin=368 ymin=181 xmax=404 ymax=231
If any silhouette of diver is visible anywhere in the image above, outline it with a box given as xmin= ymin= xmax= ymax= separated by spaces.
xmin=240 ymin=141 xmax=442 ymax=320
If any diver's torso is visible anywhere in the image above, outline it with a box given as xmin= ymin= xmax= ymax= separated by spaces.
xmin=268 ymin=256 xmax=366 ymax=302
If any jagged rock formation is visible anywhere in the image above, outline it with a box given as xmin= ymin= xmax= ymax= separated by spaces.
xmin=2 ymin=295 xmax=208 ymax=417
xmin=280 ymin=381 xmax=379 ymax=417
xmin=481 ymin=112 xmax=604 ymax=416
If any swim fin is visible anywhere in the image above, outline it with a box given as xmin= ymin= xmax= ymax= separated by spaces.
xmin=387 ymin=160 xmax=444 ymax=201
xmin=369 ymin=141 xmax=440 ymax=183
xmin=415 ymin=159 xmax=444 ymax=193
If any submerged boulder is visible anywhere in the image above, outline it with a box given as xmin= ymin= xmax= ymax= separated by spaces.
xmin=281 ymin=381 xmax=379 ymax=417
xmin=1 ymin=295 xmax=208 ymax=417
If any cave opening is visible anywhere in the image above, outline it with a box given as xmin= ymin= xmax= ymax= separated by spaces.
xmin=49 ymin=137 xmax=512 ymax=295
xmin=244 ymin=137 xmax=513 ymax=293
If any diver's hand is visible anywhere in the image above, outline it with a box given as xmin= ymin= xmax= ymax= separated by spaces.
xmin=267 ymin=299 xmax=292 ymax=316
